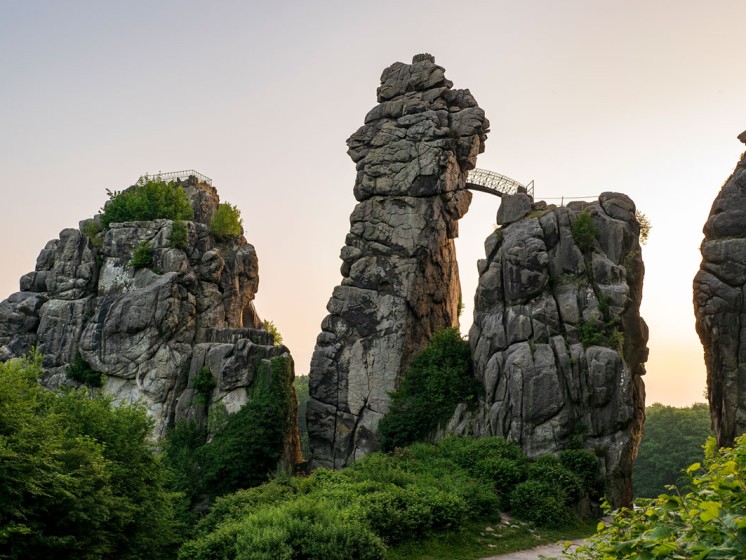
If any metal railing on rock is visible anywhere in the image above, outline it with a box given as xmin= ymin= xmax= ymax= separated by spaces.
xmin=136 ymin=170 xmax=212 ymax=186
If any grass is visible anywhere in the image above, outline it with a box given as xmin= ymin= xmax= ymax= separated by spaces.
xmin=385 ymin=517 xmax=598 ymax=560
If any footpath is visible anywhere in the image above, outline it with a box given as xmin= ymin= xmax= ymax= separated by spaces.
xmin=481 ymin=537 xmax=585 ymax=560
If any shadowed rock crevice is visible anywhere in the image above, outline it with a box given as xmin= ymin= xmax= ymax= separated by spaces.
xmin=307 ymin=55 xmax=489 ymax=469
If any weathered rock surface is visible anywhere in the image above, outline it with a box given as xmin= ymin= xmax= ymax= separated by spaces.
xmin=0 ymin=176 xmax=301 ymax=465
xmin=694 ymin=136 xmax=746 ymax=448
xmin=453 ymin=193 xmax=648 ymax=508
xmin=307 ymin=54 xmax=489 ymax=468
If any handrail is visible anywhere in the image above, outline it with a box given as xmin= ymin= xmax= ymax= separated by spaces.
xmin=136 ymin=170 xmax=212 ymax=186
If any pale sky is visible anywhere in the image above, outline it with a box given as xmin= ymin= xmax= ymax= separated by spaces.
xmin=2 ymin=0 xmax=745 ymax=407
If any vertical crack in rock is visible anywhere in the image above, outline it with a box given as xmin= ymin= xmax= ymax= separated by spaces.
xmin=457 ymin=193 xmax=648 ymax=508
xmin=307 ymin=54 xmax=489 ymax=469
xmin=694 ymin=133 xmax=746 ymax=448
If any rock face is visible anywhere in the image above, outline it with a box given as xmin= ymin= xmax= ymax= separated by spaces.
xmin=0 ymin=176 xmax=301 ymax=466
xmin=694 ymin=137 xmax=746 ymax=448
xmin=455 ymin=193 xmax=647 ymax=508
xmin=307 ymin=54 xmax=489 ymax=468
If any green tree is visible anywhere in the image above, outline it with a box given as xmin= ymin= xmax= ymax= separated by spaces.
xmin=0 ymin=353 xmax=179 ymax=559
xmin=100 ymin=179 xmax=193 ymax=229
xmin=378 ymin=328 xmax=478 ymax=451
xmin=209 ymin=202 xmax=243 ymax=240
xmin=294 ymin=375 xmax=309 ymax=458
xmin=632 ymin=403 xmax=712 ymax=498
xmin=262 ymin=319 xmax=283 ymax=346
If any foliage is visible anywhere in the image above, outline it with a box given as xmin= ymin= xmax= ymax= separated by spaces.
xmin=100 ymin=178 xmax=193 ymax=229
xmin=170 ymin=219 xmax=189 ymax=250
xmin=210 ymin=202 xmax=243 ymax=240
xmin=510 ymin=479 xmax=569 ymax=527
xmin=262 ymin=319 xmax=283 ymax=346
xmin=564 ymin=434 xmax=746 ymax=560
xmin=632 ymin=403 xmax=712 ymax=498
xmin=81 ymin=219 xmax=104 ymax=248
xmin=0 ymin=353 xmax=179 ymax=559
xmin=294 ymin=375 xmax=309 ymax=458
xmin=192 ymin=366 xmax=216 ymax=397
xmin=179 ymin=436 xmax=603 ymax=559
xmin=378 ymin=328 xmax=478 ymax=451
xmin=130 ymin=240 xmax=154 ymax=270
xmin=207 ymin=401 xmax=230 ymax=435
xmin=636 ymin=209 xmax=651 ymax=245
xmin=571 ymin=210 xmax=598 ymax=252
xmin=65 ymin=351 xmax=103 ymax=387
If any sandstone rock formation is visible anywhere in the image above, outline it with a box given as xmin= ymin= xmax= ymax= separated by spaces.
xmin=0 ymin=176 xmax=301 ymax=465
xmin=452 ymin=193 xmax=648 ymax=508
xmin=694 ymin=135 xmax=746 ymax=448
xmin=307 ymin=54 xmax=489 ymax=468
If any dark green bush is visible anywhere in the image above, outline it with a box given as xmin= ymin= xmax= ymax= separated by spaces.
xmin=65 ymin=351 xmax=103 ymax=387
xmin=378 ymin=328 xmax=477 ymax=451
xmin=560 ymin=449 xmax=603 ymax=496
xmin=100 ymin=179 xmax=194 ymax=229
xmin=131 ymin=240 xmax=154 ymax=269
xmin=472 ymin=456 xmax=527 ymax=508
xmin=570 ymin=210 xmax=598 ymax=252
xmin=527 ymin=455 xmax=584 ymax=504
xmin=192 ymin=366 xmax=216 ymax=397
xmin=510 ymin=479 xmax=569 ymax=527
xmin=171 ymin=219 xmax=189 ymax=250
xmin=210 ymin=202 xmax=243 ymax=240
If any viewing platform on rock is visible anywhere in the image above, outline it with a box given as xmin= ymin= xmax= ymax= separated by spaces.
xmin=466 ymin=168 xmax=534 ymax=198
xmin=136 ymin=169 xmax=212 ymax=186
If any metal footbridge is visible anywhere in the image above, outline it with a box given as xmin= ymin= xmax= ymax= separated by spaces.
xmin=466 ymin=168 xmax=534 ymax=198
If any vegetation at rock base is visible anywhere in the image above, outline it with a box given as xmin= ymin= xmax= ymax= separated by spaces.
xmin=178 ymin=436 xmax=602 ymax=559
xmin=294 ymin=374 xmax=310 ymax=458
xmin=209 ymin=202 xmax=243 ymax=240
xmin=100 ymin=178 xmax=193 ymax=229
xmin=170 ymin=219 xmax=189 ymax=250
xmin=563 ymin=434 xmax=746 ymax=560
xmin=163 ymin=356 xmax=295 ymax=507
xmin=65 ymin=351 xmax=103 ymax=387
xmin=262 ymin=319 xmax=284 ymax=346
xmin=130 ymin=240 xmax=155 ymax=269
xmin=632 ymin=402 xmax=712 ymax=498
xmin=0 ymin=353 xmax=179 ymax=559
xmin=378 ymin=327 xmax=478 ymax=452
xmin=570 ymin=210 xmax=598 ymax=252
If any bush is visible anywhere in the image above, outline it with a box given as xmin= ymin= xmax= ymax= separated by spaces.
xmin=565 ymin=435 xmax=746 ymax=560
xmin=65 ymin=351 xmax=103 ymax=387
xmin=510 ymin=479 xmax=569 ymax=527
xmin=210 ymin=202 xmax=243 ymax=240
xmin=527 ymin=455 xmax=584 ymax=504
xmin=100 ymin=178 xmax=193 ymax=229
xmin=193 ymin=366 xmax=216 ymax=397
xmin=131 ymin=240 xmax=154 ymax=269
xmin=560 ymin=449 xmax=603 ymax=496
xmin=636 ymin=209 xmax=651 ymax=244
xmin=81 ymin=219 xmax=104 ymax=248
xmin=378 ymin=328 xmax=477 ymax=451
xmin=571 ymin=210 xmax=598 ymax=252
xmin=262 ymin=319 xmax=283 ymax=346
xmin=171 ymin=219 xmax=189 ymax=250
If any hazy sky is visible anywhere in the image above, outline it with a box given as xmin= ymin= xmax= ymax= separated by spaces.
xmin=2 ymin=0 xmax=744 ymax=407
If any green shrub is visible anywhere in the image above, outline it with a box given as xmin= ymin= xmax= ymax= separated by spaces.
xmin=65 ymin=351 xmax=103 ymax=387
xmin=378 ymin=328 xmax=477 ymax=451
xmin=471 ymin=457 xmax=528 ymax=508
xmin=210 ymin=202 xmax=243 ymax=240
xmin=131 ymin=240 xmax=154 ymax=269
xmin=100 ymin=178 xmax=193 ymax=229
xmin=571 ymin=210 xmax=598 ymax=252
xmin=565 ymin=435 xmax=746 ymax=560
xmin=510 ymin=479 xmax=569 ymax=527
xmin=193 ymin=366 xmax=216 ymax=397
xmin=81 ymin=219 xmax=103 ymax=248
xmin=559 ymin=449 xmax=602 ymax=496
xmin=527 ymin=455 xmax=584 ymax=504
xmin=262 ymin=319 xmax=283 ymax=346
xmin=636 ymin=209 xmax=651 ymax=245
xmin=171 ymin=219 xmax=189 ymax=250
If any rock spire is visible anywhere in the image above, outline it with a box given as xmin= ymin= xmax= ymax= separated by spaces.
xmin=307 ymin=55 xmax=489 ymax=468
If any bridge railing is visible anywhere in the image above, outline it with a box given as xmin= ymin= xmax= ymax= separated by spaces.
xmin=136 ymin=170 xmax=213 ymax=186
xmin=466 ymin=168 xmax=534 ymax=198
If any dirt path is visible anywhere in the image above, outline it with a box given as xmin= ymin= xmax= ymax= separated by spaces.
xmin=480 ymin=537 xmax=584 ymax=560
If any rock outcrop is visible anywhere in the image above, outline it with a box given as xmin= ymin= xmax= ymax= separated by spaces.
xmin=694 ymin=135 xmax=746 ymax=448
xmin=454 ymin=193 xmax=648 ymax=508
xmin=307 ymin=54 xmax=489 ymax=468
xmin=0 ymin=176 xmax=301 ymax=466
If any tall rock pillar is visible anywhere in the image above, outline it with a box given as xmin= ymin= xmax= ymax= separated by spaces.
xmin=307 ymin=54 xmax=489 ymax=468
xmin=694 ymin=133 xmax=746 ymax=447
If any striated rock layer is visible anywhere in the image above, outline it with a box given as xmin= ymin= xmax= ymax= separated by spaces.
xmin=0 ymin=177 xmax=301 ymax=467
xmin=307 ymin=54 xmax=489 ymax=468
xmin=453 ymin=192 xmax=648 ymax=508
xmin=694 ymin=135 xmax=746 ymax=448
